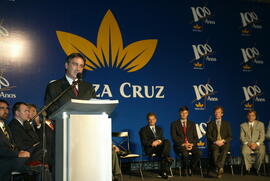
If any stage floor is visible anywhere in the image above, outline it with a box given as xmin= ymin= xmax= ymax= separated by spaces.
xmin=121 ymin=172 xmax=270 ymax=181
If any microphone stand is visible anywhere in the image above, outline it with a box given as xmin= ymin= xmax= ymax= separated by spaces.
xmin=30 ymin=78 xmax=81 ymax=181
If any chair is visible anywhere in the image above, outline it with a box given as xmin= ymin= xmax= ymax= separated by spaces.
xmin=176 ymin=152 xmax=203 ymax=177
xmin=11 ymin=171 xmax=25 ymax=181
xmin=240 ymin=151 xmax=267 ymax=176
xmin=112 ymin=132 xmax=143 ymax=180
xmin=206 ymin=151 xmax=234 ymax=176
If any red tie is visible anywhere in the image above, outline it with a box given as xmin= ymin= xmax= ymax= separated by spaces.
xmin=183 ymin=122 xmax=188 ymax=143
xmin=73 ymin=82 xmax=79 ymax=96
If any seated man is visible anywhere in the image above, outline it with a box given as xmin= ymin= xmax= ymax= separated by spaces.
xmin=171 ymin=106 xmax=201 ymax=176
xmin=9 ymin=102 xmax=44 ymax=165
xmin=0 ymin=99 xmax=30 ymax=181
xmin=139 ymin=112 xmax=172 ymax=179
xmin=207 ymin=106 xmax=232 ymax=178
xmin=112 ymin=145 xmax=122 ymax=181
xmin=240 ymin=110 xmax=265 ymax=175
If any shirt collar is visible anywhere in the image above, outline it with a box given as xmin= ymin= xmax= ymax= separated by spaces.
xmin=16 ymin=118 xmax=24 ymax=126
xmin=65 ymin=75 xmax=76 ymax=85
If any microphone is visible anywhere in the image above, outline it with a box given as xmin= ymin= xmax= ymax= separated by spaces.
xmin=76 ymin=73 xmax=83 ymax=82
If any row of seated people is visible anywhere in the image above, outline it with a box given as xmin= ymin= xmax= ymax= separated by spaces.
xmin=139 ymin=106 xmax=270 ymax=179
xmin=0 ymin=100 xmax=55 ymax=181
xmin=0 ymin=100 xmax=122 ymax=181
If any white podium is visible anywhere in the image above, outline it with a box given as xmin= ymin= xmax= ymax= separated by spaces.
xmin=49 ymin=99 xmax=119 ymax=181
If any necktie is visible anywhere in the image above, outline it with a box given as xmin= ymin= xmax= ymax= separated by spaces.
xmin=183 ymin=122 xmax=188 ymax=143
xmin=217 ymin=121 xmax=222 ymax=140
xmin=1 ymin=124 xmax=10 ymax=139
xmin=73 ymin=81 xmax=79 ymax=96
xmin=250 ymin=124 xmax=253 ymax=136
xmin=151 ymin=127 xmax=157 ymax=138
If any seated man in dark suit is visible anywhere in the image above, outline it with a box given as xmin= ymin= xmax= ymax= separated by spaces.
xmin=266 ymin=121 xmax=270 ymax=152
xmin=0 ymin=99 xmax=30 ymax=181
xmin=171 ymin=106 xmax=201 ymax=176
xmin=28 ymin=104 xmax=55 ymax=174
xmin=207 ymin=106 xmax=232 ymax=178
xmin=139 ymin=112 xmax=172 ymax=179
xmin=9 ymin=102 xmax=44 ymax=165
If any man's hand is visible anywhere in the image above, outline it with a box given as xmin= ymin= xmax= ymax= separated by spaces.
xmin=182 ymin=143 xmax=193 ymax=150
xmin=248 ymin=143 xmax=258 ymax=150
xmin=215 ymin=140 xmax=225 ymax=147
xmin=113 ymin=145 xmax=120 ymax=153
xmin=18 ymin=151 xmax=30 ymax=158
xmin=151 ymin=140 xmax=162 ymax=147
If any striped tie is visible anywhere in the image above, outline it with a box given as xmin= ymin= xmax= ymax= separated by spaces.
xmin=2 ymin=124 xmax=10 ymax=139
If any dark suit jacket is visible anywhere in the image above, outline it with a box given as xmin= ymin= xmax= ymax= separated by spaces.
xmin=0 ymin=122 xmax=19 ymax=158
xmin=139 ymin=125 xmax=165 ymax=151
xmin=206 ymin=120 xmax=232 ymax=145
xmin=44 ymin=77 xmax=96 ymax=116
xmin=8 ymin=119 xmax=40 ymax=151
xmin=171 ymin=120 xmax=199 ymax=148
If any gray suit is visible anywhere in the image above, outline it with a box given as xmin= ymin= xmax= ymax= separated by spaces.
xmin=240 ymin=120 xmax=265 ymax=171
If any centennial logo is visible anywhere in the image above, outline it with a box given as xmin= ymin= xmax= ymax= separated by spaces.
xmin=191 ymin=42 xmax=217 ymax=69
xmin=195 ymin=122 xmax=207 ymax=148
xmin=192 ymin=81 xmax=218 ymax=110
xmin=241 ymin=46 xmax=263 ymax=72
xmin=242 ymin=84 xmax=265 ymax=110
xmin=0 ymin=74 xmax=16 ymax=98
xmin=240 ymin=11 xmax=262 ymax=36
xmin=56 ymin=10 xmax=158 ymax=72
xmin=190 ymin=6 xmax=215 ymax=32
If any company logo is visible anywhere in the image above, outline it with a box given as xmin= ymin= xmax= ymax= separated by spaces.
xmin=240 ymin=11 xmax=262 ymax=36
xmin=56 ymin=10 xmax=158 ymax=72
xmin=196 ymin=122 xmax=207 ymax=148
xmin=242 ymin=84 xmax=265 ymax=110
xmin=241 ymin=47 xmax=263 ymax=71
xmin=0 ymin=74 xmax=16 ymax=98
xmin=192 ymin=81 xmax=218 ymax=110
xmin=191 ymin=43 xmax=217 ymax=69
xmin=190 ymin=6 xmax=215 ymax=32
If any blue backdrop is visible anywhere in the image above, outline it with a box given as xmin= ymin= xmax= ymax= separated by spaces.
xmin=0 ymin=0 xmax=269 ymax=157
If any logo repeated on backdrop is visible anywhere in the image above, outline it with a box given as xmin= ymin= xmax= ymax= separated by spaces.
xmin=190 ymin=6 xmax=215 ymax=32
xmin=0 ymin=73 xmax=16 ymax=99
xmin=191 ymin=42 xmax=217 ymax=70
xmin=56 ymin=10 xmax=158 ymax=72
xmin=241 ymin=83 xmax=265 ymax=110
xmin=195 ymin=121 xmax=207 ymax=148
xmin=239 ymin=11 xmax=262 ymax=36
xmin=192 ymin=80 xmax=218 ymax=110
xmin=241 ymin=46 xmax=263 ymax=72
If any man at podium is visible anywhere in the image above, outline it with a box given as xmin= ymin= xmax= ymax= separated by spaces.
xmin=44 ymin=53 xmax=96 ymax=116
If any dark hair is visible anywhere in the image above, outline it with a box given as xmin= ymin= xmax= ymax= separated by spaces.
xmin=12 ymin=102 xmax=27 ymax=115
xmin=146 ymin=112 xmax=157 ymax=120
xmin=65 ymin=53 xmax=86 ymax=64
xmin=0 ymin=99 xmax=9 ymax=106
xmin=213 ymin=106 xmax=224 ymax=113
xmin=247 ymin=110 xmax=257 ymax=116
xmin=27 ymin=103 xmax=37 ymax=110
xmin=179 ymin=106 xmax=189 ymax=113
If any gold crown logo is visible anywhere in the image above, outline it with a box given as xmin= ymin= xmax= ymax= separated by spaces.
xmin=244 ymin=103 xmax=253 ymax=108
xmin=197 ymin=141 xmax=205 ymax=146
xmin=194 ymin=62 xmax=203 ymax=67
xmin=243 ymin=64 xmax=251 ymax=70
xmin=195 ymin=102 xmax=204 ymax=108
xmin=193 ymin=24 xmax=202 ymax=30
xmin=56 ymin=10 xmax=158 ymax=72
xmin=242 ymin=29 xmax=250 ymax=34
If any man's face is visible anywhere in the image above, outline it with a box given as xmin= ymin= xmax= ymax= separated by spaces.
xmin=214 ymin=108 xmax=223 ymax=120
xmin=16 ymin=104 xmax=30 ymax=121
xmin=29 ymin=107 xmax=37 ymax=119
xmin=180 ymin=110 xmax=189 ymax=120
xmin=247 ymin=112 xmax=256 ymax=122
xmin=148 ymin=115 xmax=157 ymax=126
xmin=0 ymin=102 xmax=9 ymax=121
xmin=65 ymin=57 xmax=85 ymax=80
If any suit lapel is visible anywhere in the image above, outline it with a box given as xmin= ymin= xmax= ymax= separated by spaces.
xmin=61 ymin=77 xmax=75 ymax=98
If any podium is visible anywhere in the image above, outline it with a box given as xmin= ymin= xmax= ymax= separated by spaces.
xmin=49 ymin=99 xmax=119 ymax=181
